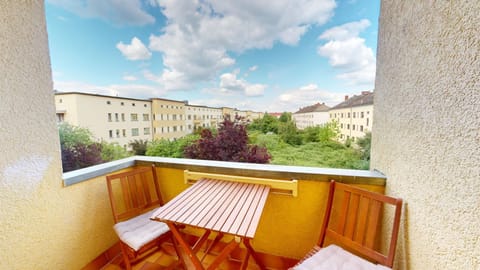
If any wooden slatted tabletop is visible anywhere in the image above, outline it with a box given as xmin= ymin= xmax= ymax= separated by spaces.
xmin=151 ymin=178 xmax=270 ymax=238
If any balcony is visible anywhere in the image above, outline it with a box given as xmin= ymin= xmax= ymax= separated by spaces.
xmin=63 ymin=156 xmax=386 ymax=270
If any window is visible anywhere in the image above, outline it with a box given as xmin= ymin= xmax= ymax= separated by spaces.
xmin=121 ymin=102 xmax=124 ymax=106
xmin=153 ymin=127 xmax=156 ymax=133
xmin=121 ymin=113 xmax=125 ymax=121
xmin=122 ymin=129 xmax=126 ymax=137
xmin=144 ymin=127 xmax=150 ymax=135
xmin=361 ymin=112 xmax=364 ymax=118
xmin=188 ymin=115 xmax=191 ymax=120
xmin=132 ymin=103 xmax=136 ymax=106
xmin=107 ymin=101 xmax=111 ymax=105
xmin=172 ymin=114 xmax=177 ymax=120
xmin=144 ymin=104 xmax=147 ymax=107
xmin=108 ymin=113 xmax=112 ymax=122
xmin=116 ymin=129 xmax=120 ymax=138
xmin=347 ymin=124 xmax=350 ymax=129
xmin=173 ymin=126 xmax=177 ymax=132
xmin=340 ymin=123 xmax=344 ymax=128
xmin=58 ymin=99 xmax=62 ymax=103
xmin=341 ymin=113 xmax=344 ymax=118
xmin=153 ymin=114 xmax=155 ymax=120
xmin=366 ymin=118 xmax=370 ymax=126
xmin=131 ymin=128 xmax=139 ymax=136
xmin=109 ymin=130 xmax=113 ymax=138
xmin=131 ymin=113 xmax=138 ymax=121
xmin=56 ymin=113 xmax=64 ymax=122
xmin=352 ymin=125 xmax=356 ymax=130
xmin=115 ymin=113 xmax=119 ymax=122
xmin=360 ymin=125 xmax=364 ymax=132
xmin=188 ymin=124 xmax=192 ymax=130
xmin=348 ymin=112 xmax=350 ymax=118
xmin=353 ymin=112 xmax=356 ymax=118
xmin=143 ymin=114 xmax=149 ymax=121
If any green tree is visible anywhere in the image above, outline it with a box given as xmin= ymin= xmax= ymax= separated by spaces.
xmin=356 ymin=132 xmax=371 ymax=161
xmin=278 ymin=112 xmax=291 ymax=123
xmin=146 ymin=134 xmax=199 ymax=158
xmin=129 ymin=139 xmax=149 ymax=155
xmin=58 ymin=122 xmax=93 ymax=148
xmin=279 ymin=120 xmax=302 ymax=145
xmin=248 ymin=113 xmax=279 ymax=134
xmin=100 ymin=141 xmax=130 ymax=161
xmin=318 ymin=121 xmax=339 ymax=143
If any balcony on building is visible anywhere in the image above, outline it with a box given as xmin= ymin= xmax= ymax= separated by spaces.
xmin=63 ymin=156 xmax=387 ymax=269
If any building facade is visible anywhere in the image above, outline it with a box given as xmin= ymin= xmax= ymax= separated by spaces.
xmin=185 ymin=104 xmax=223 ymax=133
xmin=292 ymin=102 xmax=330 ymax=130
xmin=151 ymin=98 xmax=187 ymax=141
xmin=329 ymin=91 xmax=374 ymax=142
xmin=54 ymin=92 xmax=152 ymax=149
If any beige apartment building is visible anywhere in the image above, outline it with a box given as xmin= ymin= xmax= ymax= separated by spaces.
xmin=54 ymin=92 xmax=152 ymax=149
xmin=55 ymin=93 xmax=264 ymax=143
xmin=329 ymin=91 xmax=374 ymax=142
xmin=292 ymin=102 xmax=330 ymax=130
xmin=151 ymin=98 xmax=187 ymax=140
xmin=185 ymin=104 xmax=223 ymax=132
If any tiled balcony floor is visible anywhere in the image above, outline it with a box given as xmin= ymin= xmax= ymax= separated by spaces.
xmin=102 ymin=232 xmax=297 ymax=270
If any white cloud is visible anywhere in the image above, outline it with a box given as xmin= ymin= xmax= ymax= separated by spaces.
xmin=47 ymin=0 xmax=155 ymax=26
xmin=116 ymin=37 xmax=152 ymax=61
xmin=147 ymin=0 xmax=336 ymax=90
xmin=317 ymin=19 xmax=376 ymax=87
xmin=268 ymin=84 xmax=346 ymax=112
xmin=53 ymin=80 xmax=166 ymax=99
xmin=219 ymin=72 xmax=266 ymax=97
xmin=249 ymin=65 xmax=258 ymax=72
xmin=122 ymin=75 xmax=138 ymax=81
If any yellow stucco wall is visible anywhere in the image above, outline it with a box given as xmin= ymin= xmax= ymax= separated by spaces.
xmin=372 ymin=1 xmax=480 ymax=269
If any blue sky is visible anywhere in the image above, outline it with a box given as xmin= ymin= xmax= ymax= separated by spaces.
xmin=46 ymin=0 xmax=380 ymax=112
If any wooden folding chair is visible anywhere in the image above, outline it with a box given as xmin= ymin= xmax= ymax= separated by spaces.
xmin=291 ymin=180 xmax=402 ymax=270
xmin=106 ymin=165 xmax=172 ymax=270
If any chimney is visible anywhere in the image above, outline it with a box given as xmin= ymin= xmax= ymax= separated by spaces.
xmin=344 ymin=95 xmax=349 ymax=101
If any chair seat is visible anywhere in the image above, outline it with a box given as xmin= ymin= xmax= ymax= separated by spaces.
xmin=293 ymin=245 xmax=391 ymax=270
xmin=114 ymin=208 xmax=169 ymax=251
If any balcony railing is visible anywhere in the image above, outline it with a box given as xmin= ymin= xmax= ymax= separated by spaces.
xmin=63 ymin=156 xmax=386 ymax=269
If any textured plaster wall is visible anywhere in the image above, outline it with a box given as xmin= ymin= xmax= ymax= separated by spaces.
xmin=0 ymin=2 xmax=118 ymax=269
xmin=372 ymin=1 xmax=480 ymax=269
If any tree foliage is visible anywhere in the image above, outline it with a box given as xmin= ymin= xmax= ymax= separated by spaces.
xmin=58 ymin=123 xmax=130 ymax=172
xmin=185 ymin=118 xmax=271 ymax=163
xmin=146 ymin=134 xmax=199 ymax=158
xmin=248 ymin=113 xmax=280 ymax=134
xmin=129 ymin=139 xmax=149 ymax=155
xmin=356 ymin=132 xmax=371 ymax=161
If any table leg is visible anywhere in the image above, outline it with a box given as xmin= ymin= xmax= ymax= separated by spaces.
xmin=243 ymin=238 xmax=266 ymax=270
xmin=206 ymin=239 xmax=239 ymax=270
xmin=167 ymin=222 xmax=205 ymax=270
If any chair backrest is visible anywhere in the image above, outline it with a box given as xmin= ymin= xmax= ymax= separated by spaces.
xmin=318 ymin=180 xmax=402 ymax=268
xmin=106 ymin=165 xmax=163 ymax=224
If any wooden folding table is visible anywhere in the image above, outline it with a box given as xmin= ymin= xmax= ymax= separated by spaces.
xmin=151 ymin=178 xmax=270 ymax=270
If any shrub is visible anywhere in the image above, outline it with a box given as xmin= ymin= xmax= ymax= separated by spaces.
xmin=185 ymin=118 xmax=271 ymax=163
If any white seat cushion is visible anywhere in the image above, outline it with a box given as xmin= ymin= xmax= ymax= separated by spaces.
xmin=113 ymin=208 xmax=169 ymax=251
xmin=293 ymin=245 xmax=391 ymax=270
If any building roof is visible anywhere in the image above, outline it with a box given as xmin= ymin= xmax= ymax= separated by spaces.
xmin=330 ymin=91 xmax=374 ymax=110
xmin=54 ymin=91 xmax=150 ymax=102
xmin=294 ymin=102 xmax=330 ymax=114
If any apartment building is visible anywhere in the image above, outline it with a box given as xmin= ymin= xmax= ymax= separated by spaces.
xmin=329 ymin=91 xmax=374 ymax=142
xmin=54 ymin=92 xmax=152 ymax=149
xmin=292 ymin=102 xmax=330 ymax=130
xmin=151 ymin=98 xmax=187 ymax=140
xmin=185 ymin=104 xmax=223 ymax=132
